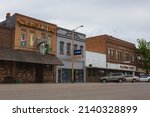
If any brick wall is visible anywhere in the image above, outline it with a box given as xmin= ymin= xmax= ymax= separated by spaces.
xmin=86 ymin=36 xmax=107 ymax=54
xmin=14 ymin=14 xmax=57 ymax=55
xmin=86 ymin=35 xmax=137 ymax=65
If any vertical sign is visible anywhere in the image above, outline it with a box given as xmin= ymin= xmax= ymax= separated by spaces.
xmin=21 ymin=31 xmax=26 ymax=47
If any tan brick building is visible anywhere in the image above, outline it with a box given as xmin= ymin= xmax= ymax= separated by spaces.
xmin=0 ymin=13 xmax=62 ymax=83
xmin=86 ymin=34 xmax=137 ymax=82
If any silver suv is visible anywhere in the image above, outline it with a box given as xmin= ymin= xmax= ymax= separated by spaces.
xmin=100 ymin=73 xmax=126 ymax=83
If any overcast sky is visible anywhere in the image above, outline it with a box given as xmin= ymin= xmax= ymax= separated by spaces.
xmin=1 ymin=0 xmax=150 ymax=44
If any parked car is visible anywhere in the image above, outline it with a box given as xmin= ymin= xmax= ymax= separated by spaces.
xmin=125 ymin=75 xmax=140 ymax=82
xmin=100 ymin=73 xmax=126 ymax=83
xmin=139 ymin=76 xmax=150 ymax=82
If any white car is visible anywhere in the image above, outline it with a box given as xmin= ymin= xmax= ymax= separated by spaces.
xmin=139 ymin=76 xmax=150 ymax=82
xmin=125 ymin=75 xmax=140 ymax=82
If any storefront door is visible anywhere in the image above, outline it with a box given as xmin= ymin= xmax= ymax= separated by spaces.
xmin=35 ymin=64 xmax=43 ymax=83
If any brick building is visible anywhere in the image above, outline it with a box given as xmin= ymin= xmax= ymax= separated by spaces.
xmin=86 ymin=34 xmax=137 ymax=82
xmin=0 ymin=13 xmax=62 ymax=83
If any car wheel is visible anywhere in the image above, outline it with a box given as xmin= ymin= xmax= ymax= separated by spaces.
xmin=132 ymin=79 xmax=136 ymax=83
xmin=148 ymin=79 xmax=150 ymax=82
xmin=102 ymin=79 xmax=107 ymax=83
xmin=118 ymin=79 xmax=123 ymax=83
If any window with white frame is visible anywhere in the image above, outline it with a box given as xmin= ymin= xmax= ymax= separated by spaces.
xmin=66 ymin=43 xmax=71 ymax=55
xmin=59 ymin=41 xmax=64 ymax=54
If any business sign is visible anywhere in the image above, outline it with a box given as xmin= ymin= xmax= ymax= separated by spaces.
xmin=74 ymin=49 xmax=81 ymax=55
xmin=107 ymin=62 xmax=136 ymax=71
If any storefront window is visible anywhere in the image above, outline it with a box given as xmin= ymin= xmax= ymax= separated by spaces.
xmin=44 ymin=65 xmax=52 ymax=71
xmin=88 ymin=69 xmax=92 ymax=77
xmin=88 ymin=69 xmax=96 ymax=77
xmin=62 ymin=69 xmax=72 ymax=83
xmin=0 ymin=61 xmax=4 ymax=68
xmin=16 ymin=62 xmax=29 ymax=70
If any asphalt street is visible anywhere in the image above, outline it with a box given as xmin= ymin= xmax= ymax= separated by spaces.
xmin=0 ymin=83 xmax=150 ymax=100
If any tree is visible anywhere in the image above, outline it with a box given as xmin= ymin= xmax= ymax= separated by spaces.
xmin=137 ymin=39 xmax=150 ymax=74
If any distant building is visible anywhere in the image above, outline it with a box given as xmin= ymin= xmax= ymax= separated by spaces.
xmin=86 ymin=34 xmax=137 ymax=82
xmin=56 ymin=27 xmax=86 ymax=83
xmin=0 ymin=13 xmax=62 ymax=83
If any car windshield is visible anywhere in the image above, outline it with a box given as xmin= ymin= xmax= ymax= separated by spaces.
xmin=108 ymin=74 xmax=112 ymax=77
xmin=141 ymin=76 xmax=148 ymax=78
xmin=108 ymin=73 xmax=123 ymax=77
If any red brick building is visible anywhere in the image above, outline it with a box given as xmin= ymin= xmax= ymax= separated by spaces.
xmin=0 ymin=13 xmax=62 ymax=83
xmin=86 ymin=34 xmax=138 ymax=82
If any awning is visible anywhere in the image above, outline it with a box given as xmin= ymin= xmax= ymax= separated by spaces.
xmin=0 ymin=48 xmax=63 ymax=65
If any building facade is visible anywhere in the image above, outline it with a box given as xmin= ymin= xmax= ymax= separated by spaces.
xmin=86 ymin=51 xmax=106 ymax=82
xmin=0 ymin=13 xmax=62 ymax=83
xmin=56 ymin=27 xmax=86 ymax=83
xmin=86 ymin=34 xmax=137 ymax=82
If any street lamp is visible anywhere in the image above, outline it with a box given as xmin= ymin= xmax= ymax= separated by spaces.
xmin=72 ymin=25 xmax=84 ymax=83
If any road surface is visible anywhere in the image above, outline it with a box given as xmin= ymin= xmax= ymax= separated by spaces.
xmin=0 ymin=83 xmax=150 ymax=100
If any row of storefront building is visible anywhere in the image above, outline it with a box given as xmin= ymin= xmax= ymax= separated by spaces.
xmin=0 ymin=13 xmax=144 ymax=83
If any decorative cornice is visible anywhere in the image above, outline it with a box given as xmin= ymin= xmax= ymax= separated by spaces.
xmin=57 ymin=33 xmax=85 ymax=42
xmin=17 ymin=19 xmax=56 ymax=34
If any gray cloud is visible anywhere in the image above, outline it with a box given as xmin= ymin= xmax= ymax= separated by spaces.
xmin=1 ymin=0 xmax=150 ymax=44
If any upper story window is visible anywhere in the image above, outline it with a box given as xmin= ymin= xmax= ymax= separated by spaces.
xmin=108 ymin=48 xmax=115 ymax=59
xmin=116 ymin=51 xmax=122 ymax=61
xmin=124 ymin=53 xmax=130 ymax=61
xmin=59 ymin=41 xmax=64 ymax=54
xmin=20 ymin=30 xmax=27 ymax=47
xmin=29 ymin=32 xmax=35 ymax=47
xmin=80 ymin=45 xmax=84 ymax=57
xmin=130 ymin=54 xmax=135 ymax=63
xmin=47 ymin=35 xmax=52 ymax=52
xmin=137 ymin=55 xmax=142 ymax=63
xmin=66 ymin=43 xmax=71 ymax=55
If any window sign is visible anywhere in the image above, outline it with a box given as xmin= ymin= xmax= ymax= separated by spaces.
xmin=46 ymin=36 xmax=52 ymax=53
xmin=21 ymin=31 xmax=26 ymax=47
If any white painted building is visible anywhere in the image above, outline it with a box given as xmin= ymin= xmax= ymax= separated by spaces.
xmin=86 ymin=51 xmax=107 ymax=82
xmin=86 ymin=51 xmax=106 ymax=68
xmin=56 ymin=27 xmax=86 ymax=83
xmin=86 ymin=51 xmax=137 ymax=82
